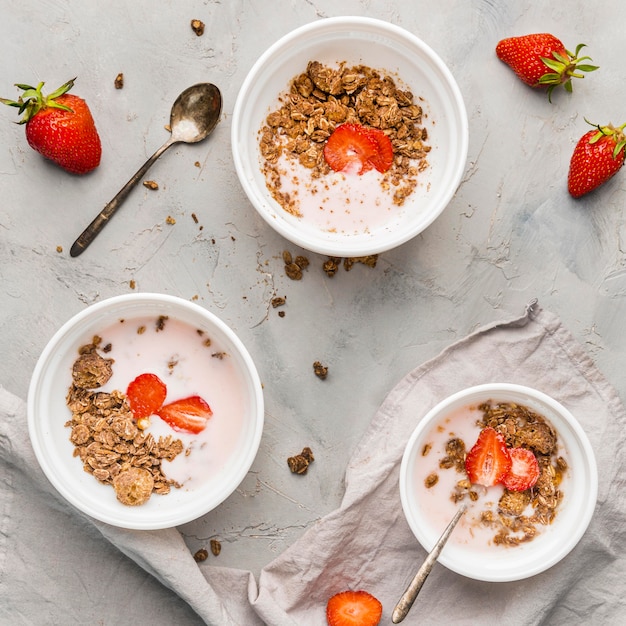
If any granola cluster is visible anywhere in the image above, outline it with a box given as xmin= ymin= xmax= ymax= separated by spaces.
xmin=65 ymin=337 xmax=184 ymax=506
xmin=427 ymin=401 xmax=567 ymax=546
xmin=259 ymin=61 xmax=431 ymax=216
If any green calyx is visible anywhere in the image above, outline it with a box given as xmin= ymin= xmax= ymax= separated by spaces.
xmin=585 ymin=119 xmax=626 ymax=159
xmin=0 ymin=77 xmax=76 ymax=124
xmin=539 ymin=43 xmax=599 ymax=101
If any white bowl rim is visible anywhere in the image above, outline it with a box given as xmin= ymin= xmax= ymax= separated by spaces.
xmin=399 ymin=383 xmax=598 ymax=582
xmin=232 ymin=15 xmax=469 ymax=256
xmin=27 ymin=293 xmax=265 ymax=530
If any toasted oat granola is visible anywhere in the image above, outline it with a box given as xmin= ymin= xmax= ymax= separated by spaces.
xmin=65 ymin=337 xmax=184 ymax=505
xmin=434 ymin=401 xmax=567 ymax=546
xmin=259 ymin=61 xmax=431 ymax=217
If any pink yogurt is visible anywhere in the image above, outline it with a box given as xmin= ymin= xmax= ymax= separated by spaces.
xmin=412 ymin=404 xmax=569 ymax=551
xmin=275 ymin=154 xmax=401 ymax=234
xmin=97 ymin=316 xmax=245 ymax=489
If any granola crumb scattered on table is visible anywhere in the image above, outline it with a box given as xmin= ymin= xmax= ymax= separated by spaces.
xmin=210 ymin=538 xmax=222 ymax=556
xmin=193 ymin=548 xmax=209 ymax=562
xmin=287 ymin=446 xmax=314 ymax=474
xmin=114 ymin=73 xmax=124 ymax=89
xmin=313 ymin=361 xmax=328 ymax=380
xmin=191 ymin=19 xmax=205 ymax=36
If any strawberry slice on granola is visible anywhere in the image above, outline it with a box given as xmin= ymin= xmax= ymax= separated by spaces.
xmin=465 ymin=427 xmax=512 ymax=487
xmin=157 ymin=395 xmax=213 ymax=434
xmin=324 ymin=123 xmax=393 ymax=174
xmin=502 ymin=447 xmax=540 ymax=491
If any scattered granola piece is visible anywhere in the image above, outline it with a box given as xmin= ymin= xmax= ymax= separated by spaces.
xmin=210 ymin=538 xmax=221 ymax=556
xmin=114 ymin=73 xmax=124 ymax=89
xmin=425 ymin=472 xmax=439 ymax=488
xmin=143 ymin=180 xmax=159 ymax=190
xmin=191 ymin=212 xmax=199 ymax=224
xmin=191 ymin=19 xmax=205 ymax=36
xmin=56 ymin=245 xmax=63 ymax=253
xmin=287 ymin=447 xmax=315 ymax=474
xmin=285 ymin=262 xmax=303 ymax=280
xmin=271 ymin=296 xmax=286 ymax=308
xmin=344 ymin=255 xmax=378 ymax=271
xmin=313 ymin=361 xmax=328 ymax=380
xmin=129 ymin=279 xmax=136 ymax=289
xmin=156 ymin=315 xmax=168 ymax=331
xmin=323 ymin=258 xmax=340 ymax=277
xmin=166 ymin=215 xmax=176 ymax=225
xmin=194 ymin=548 xmax=209 ymax=562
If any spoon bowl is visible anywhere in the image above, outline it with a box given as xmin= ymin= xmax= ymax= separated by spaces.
xmin=70 ymin=83 xmax=222 ymax=257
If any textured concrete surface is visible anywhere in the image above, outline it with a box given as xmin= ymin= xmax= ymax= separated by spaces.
xmin=2 ymin=0 xmax=626 ymax=606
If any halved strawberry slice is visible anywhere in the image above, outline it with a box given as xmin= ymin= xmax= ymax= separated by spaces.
xmin=156 ymin=395 xmax=212 ymax=434
xmin=126 ymin=373 xmax=167 ymax=419
xmin=324 ymin=123 xmax=378 ymax=174
xmin=326 ymin=590 xmax=382 ymax=626
xmin=465 ymin=427 xmax=512 ymax=487
xmin=502 ymin=447 xmax=540 ymax=491
xmin=364 ymin=127 xmax=394 ymax=173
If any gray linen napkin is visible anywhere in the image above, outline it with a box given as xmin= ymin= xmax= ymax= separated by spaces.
xmin=2 ymin=302 xmax=625 ymax=625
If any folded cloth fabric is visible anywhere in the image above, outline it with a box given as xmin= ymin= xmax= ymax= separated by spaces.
xmin=2 ymin=302 xmax=625 ymax=625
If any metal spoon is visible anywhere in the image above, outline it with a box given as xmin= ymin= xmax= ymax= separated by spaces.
xmin=70 ymin=83 xmax=222 ymax=257
xmin=392 ymin=504 xmax=467 ymax=623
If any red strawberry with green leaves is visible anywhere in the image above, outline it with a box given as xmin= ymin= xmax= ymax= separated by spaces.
xmin=465 ymin=427 xmax=512 ymax=487
xmin=326 ymin=590 xmax=382 ymax=626
xmin=0 ymin=77 xmax=101 ymax=174
xmin=324 ymin=123 xmax=393 ymax=175
xmin=495 ymin=34 xmax=598 ymax=100
xmin=126 ymin=373 xmax=168 ymax=420
xmin=157 ymin=395 xmax=213 ymax=434
xmin=568 ymin=122 xmax=626 ymax=198
xmin=502 ymin=447 xmax=540 ymax=491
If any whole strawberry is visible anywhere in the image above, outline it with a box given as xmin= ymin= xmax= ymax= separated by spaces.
xmin=1 ymin=78 xmax=101 ymax=174
xmin=496 ymin=34 xmax=598 ymax=100
xmin=568 ymin=122 xmax=626 ymax=198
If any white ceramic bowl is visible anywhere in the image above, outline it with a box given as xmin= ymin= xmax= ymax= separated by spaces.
xmin=28 ymin=293 xmax=264 ymax=530
xmin=399 ymin=384 xmax=598 ymax=582
xmin=232 ymin=16 xmax=468 ymax=256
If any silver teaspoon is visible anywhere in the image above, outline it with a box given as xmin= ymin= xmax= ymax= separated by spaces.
xmin=392 ymin=504 xmax=467 ymax=623
xmin=70 ymin=83 xmax=222 ymax=257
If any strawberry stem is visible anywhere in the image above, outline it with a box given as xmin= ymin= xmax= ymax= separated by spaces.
xmin=583 ymin=119 xmax=626 ymax=159
xmin=0 ymin=77 xmax=76 ymax=124
xmin=539 ymin=43 xmax=598 ymax=102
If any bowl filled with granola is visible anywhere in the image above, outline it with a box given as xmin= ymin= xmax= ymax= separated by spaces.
xmin=232 ymin=16 xmax=468 ymax=256
xmin=399 ymin=383 xmax=597 ymax=582
xmin=27 ymin=293 xmax=264 ymax=530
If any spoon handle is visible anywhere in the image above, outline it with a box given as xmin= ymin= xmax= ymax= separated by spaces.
xmin=70 ymin=139 xmax=175 ymax=257
xmin=391 ymin=504 xmax=467 ymax=624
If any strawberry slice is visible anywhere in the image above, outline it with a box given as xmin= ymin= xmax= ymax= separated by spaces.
xmin=365 ymin=127 xmax=394 ymax=173
xmin=326 ymin=590 xmax=382 ymax=626
xmin=465 ymin=427 xmax=512 ymax=487
xmin=502 ymin=447 xmax=540 ymax=491
xmin=323 ymin=123 xmax=393 ymax=175
xmin=156 ymin=395 xmax=212 ymax=434
xmin=126 ymin=373 xmax=167 ymax=420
